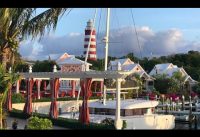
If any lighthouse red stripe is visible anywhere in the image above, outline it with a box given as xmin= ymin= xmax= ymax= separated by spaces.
xmin=84 ymin=45 xmax=96 ymax=48
xmin=85 ymin=30 xmax=96 ymax=35
xmin=84 ymin=38 xmax=96 ymax=41
xmin=84 ymin=51 xmax=96 ymax=54
xmin=88 ymin=58 xmax=97 ymax=61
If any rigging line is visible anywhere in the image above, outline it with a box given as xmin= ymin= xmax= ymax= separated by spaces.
xmin=114 ymin=9 xmax=126 ymax=58
xmin=130 ymin=8 xmax=143 ymax=59
xmin=96 ymin=8 xmax=103 ymax=68
xmin=97 ymin=8 xmax=102 ymax=40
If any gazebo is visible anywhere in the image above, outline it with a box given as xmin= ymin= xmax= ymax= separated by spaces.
xmin=15 ymin=64 xmax=132 ymax=129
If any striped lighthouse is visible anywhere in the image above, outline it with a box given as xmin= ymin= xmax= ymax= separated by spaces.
xmin=83 ymin=19 xmax=97 ymax=61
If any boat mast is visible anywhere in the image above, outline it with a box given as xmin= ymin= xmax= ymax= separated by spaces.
xmin=104 ymin=8 xmax=110 ymax=71
xmin=102 ymin=8 xmax=110 ymax=105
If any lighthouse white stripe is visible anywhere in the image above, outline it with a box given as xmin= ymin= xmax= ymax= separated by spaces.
xmin=84 ymin=41 xmax=96 ymax=45
xmin=85 ymin=35 xmax=95 ymax=39
xmin=88 ymin=54 xmax=97 ymax=58
xmin=83 ymin=54 xmax=96 ymax=57
xmin=84 ymin=48 xmax=96 ymax=52
xmin=88 ymin=48 xmax=96 ymax=52
xmin=86 ymin=26 xmax=95 ymax=30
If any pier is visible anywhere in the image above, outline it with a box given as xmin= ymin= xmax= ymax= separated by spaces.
xmin=155 ymin=95 xmax=200 ymax=129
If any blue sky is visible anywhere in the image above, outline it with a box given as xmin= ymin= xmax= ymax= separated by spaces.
xmin=19 ymin=8 xmax=200 ymax=60
xmin=50 ymin=8 xmax=200 ymax=40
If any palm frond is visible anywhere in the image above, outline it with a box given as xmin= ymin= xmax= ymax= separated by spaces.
xmin=21 ymin=8 xmax=71 ymax=40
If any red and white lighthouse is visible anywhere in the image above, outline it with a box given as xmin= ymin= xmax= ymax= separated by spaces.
xmin=83 ymin=19 xmax=97 ymax=61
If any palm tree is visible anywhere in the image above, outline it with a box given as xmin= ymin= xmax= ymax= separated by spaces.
xmin=171 ymin=71 xmax=186 ymax=93
xmin=0 ymin=8 xmax=72 ymax=70
xmin=0 ymin=64 xmax=20 ymax=129
xmin=0 ymin=8 xmax=72 ymax=129
xmin=132 ymin=73 xmax=143 ymax=98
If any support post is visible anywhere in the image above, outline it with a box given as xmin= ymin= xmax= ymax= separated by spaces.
xmin=195 ymin=103 xmax=198 ymax=112
xmin=189 ymin=102 xmax=193 ymax=130
xmin=181 ymin=95 xmax=185 ymax=111
xmin=59 ymin=102 xmax=62 ymax=115
xmin=115 ymin=78 xmax=122 ymax=130
xmin=165 ymin=104 xmax=169 ymax=114
xmin=71 ymin=80 xmax=76 ymax=98
xmin=161 ymin=95 xmax=164 ymax=110
xmin=189 ymin=103 xmax=193 ymax=129
xmin=170 ymin=97 xmax=172 ymax=111
xmin=16 ymin=80 xmax=20 ymax=93
xmin=103 ymin=85 xmax=106 ymax=105
xmin=195 ymin=116 xmax=198 ymax=130
xmin=37 ymin=80 xmax=41 ymax=99
xmin=136 ymin=89 xmax=138 ymax=99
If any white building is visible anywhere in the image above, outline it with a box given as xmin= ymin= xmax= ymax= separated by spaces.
xmin=108 ymin=58 xmax=154 ymax=91
xmin=56 ymin=53 xmax=92 ymax=72
xmin=149 ymin=63 xmax=197 ymax=91
xmin=56 ymin=53 xmax=92 ymax=92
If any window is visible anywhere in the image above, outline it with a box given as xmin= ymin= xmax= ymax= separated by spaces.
xmin=148 ymin=81 xmax=154 ymax=86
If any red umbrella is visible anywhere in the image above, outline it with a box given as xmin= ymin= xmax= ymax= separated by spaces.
xmin=79 ymin=78 xmax=92 ymax=125
xmin=49 ymin=78 xmax=59 ymax=118
xmin=71 ymin=80 xmax=76 ymax=98
xmin=6 ymin=86 xmax=12 ymax=111
xmin=23 ymin=78 xmax=34 ymax=115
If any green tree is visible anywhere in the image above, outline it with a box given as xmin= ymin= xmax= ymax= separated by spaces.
xmin=170 ymin=71 xmax=186 ymax=93
xmin=192 ymin=83 xmax=200 ymax=94
xmin=0 ymin=8 xmax=71 ymax=70
xmin=15 ymin=62 xmax=29 ymax=72
xmin=153 ymin=74 xmax=171 ymax=94
xmin=0 ymin=64 xmax=20 ymax=129
xmin=132 ymin=73 xmax=143 ymax=93
xmin=32 ymin=60 xmax=60 ymax=72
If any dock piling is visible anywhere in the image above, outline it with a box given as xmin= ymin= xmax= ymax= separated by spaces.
xmin=181 ymin=95 xmax=185 ymax=111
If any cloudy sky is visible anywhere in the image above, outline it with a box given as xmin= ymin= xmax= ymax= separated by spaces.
xmin=19 ymin=8 xmax=200 ymax=60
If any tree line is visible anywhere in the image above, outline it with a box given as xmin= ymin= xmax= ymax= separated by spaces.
xmin=15 ymin=50 xmax=200 ymax=82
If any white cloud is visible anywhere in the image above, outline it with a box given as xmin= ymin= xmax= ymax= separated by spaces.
xmin=19 ymin=26 xmax=200 ymax=60
xmin=69 ymin=32 xmax=81 ymax=37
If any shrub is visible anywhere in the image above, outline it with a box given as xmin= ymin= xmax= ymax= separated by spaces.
xmin=126 ymin=89 xmax=134 ymax=99
xmin=27 ymin=116 xmax=52 ymax=130
xmin=101 ymin=118 xmax=115 ymax=127
xmin=12 ymin=93 xmax=25 ymax=103
xmin=9 ymin=109 xmax=114 ymax=129
xmin=11 ymin=95 xmax=113 ymax=103
xmin=101 ymin=118 xmax=127 ymax=130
